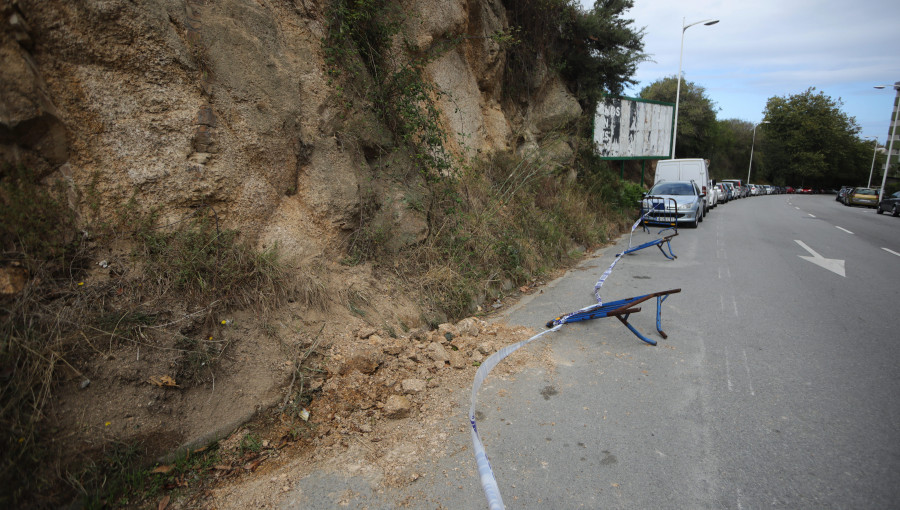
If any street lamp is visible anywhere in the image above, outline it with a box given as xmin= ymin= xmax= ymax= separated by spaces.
xmin=874 ymin=81 xmax=900 ymax=202
xmin=671 ymin=17 xmax=719 ymax=159
xmin=864 ymin=136 xmax=878 ymax=188
xmin=747 ymin=121 xmax=769 ymax=184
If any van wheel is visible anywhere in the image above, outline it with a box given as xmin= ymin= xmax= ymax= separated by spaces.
xmin=893 ymin=205 xmax=899 ymax=217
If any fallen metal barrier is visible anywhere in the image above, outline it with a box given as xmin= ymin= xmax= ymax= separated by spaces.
xmin=469 ymin=203 xmax=682 ymax=509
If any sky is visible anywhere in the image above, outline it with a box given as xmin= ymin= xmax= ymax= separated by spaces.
xmin=577 ymin=0 xmax=900 ymax=143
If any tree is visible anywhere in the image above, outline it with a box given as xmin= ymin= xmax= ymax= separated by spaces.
xmin=639 ymin=76 xmax=717 ymax=158
xmin=502 ymin=0 xmax=647 ymax=111
xmin=707 ymin=119 xmax=754 ymax=180
xmin=760 ymin=88 xmax=869 ymax=188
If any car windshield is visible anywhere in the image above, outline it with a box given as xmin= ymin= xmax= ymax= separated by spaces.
xmin=855 ymin=188 xmax=876 ymax=195
xmin=650 ymin=182 xmax=695 ymax=196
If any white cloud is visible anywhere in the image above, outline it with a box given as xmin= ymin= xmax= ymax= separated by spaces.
xmin=576 ymin=0 xmax=900 ymax=136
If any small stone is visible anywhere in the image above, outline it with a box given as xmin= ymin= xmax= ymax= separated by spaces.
xmin=357 ymin=326 xmax=377 ymax=339
xmin=401 ymin=378 xmax=426 ymax=394
xmin=456 ymin=318 xmax=480 ymax=337
xmin=79 ymin=379 xmax=91 ymax=390
xmin=437 ymin=322 xmax=459 ymax=339
xmin=477 ymin=342 xmax=494 ymax=355
xmin=383 ymin=395 xmax=412 ymax=419
xmin=426 ymin=342 xmax=449 ymax=362
xmin=383 ymin=342 xmax=403 ymax=356
xmin=343 ymin=345 xmax=382 ymax=374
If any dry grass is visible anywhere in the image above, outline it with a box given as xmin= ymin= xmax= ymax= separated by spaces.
xmin=0 ymin=168 xmax=302 ymax=506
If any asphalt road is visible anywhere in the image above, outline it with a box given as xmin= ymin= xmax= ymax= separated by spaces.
xmin=290 ymin=194 xmax=900 ymax=509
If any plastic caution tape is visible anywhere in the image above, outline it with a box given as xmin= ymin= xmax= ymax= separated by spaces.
xmin=469 ymin=325 xmax=562 ymax=510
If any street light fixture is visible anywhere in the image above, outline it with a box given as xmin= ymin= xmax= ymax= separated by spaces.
xmin=864 ymin=136 xmax=878 ymax=188
xmin=874 ymin=81 xmax=900 ymax=202
xmin=747 ymin=121 xmax=769 ymax=184
xmin=671 ymin=17 xmax=719 ymax=159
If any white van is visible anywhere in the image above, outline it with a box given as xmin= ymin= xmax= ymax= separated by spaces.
xmin=654 ymin=159 xmax=714 ymax=213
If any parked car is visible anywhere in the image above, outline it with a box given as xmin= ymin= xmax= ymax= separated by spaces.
xmin=714 ymin=183 xmax=728 ymax=204
xmin=837 ymin=186 xmax=853 ymax=203
xmin=722 ymin=182 xmax=736 ymax=201
xmin=876 ymin=190 xmax=900 ymax=216
xmin=654 ymin=159 xmax=714 ymax=213
xmin=786 ymin=186 xmax=794 ymax=193
xmin=846 ymin=187 xmax=879 ymax=208
xmin=641 ymin=180 xmax=704 ymax=228
xmin=721 ymin=179 xmax=746 ymax=198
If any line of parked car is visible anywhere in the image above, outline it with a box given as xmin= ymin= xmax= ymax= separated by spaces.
xmin=639 ymin=158 xmax=785 ymax=229
xmin=836 ymin=186 xmax=900 ymax=216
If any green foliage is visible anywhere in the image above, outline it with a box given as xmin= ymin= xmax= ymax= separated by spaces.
xmin=707 ymin=119 xmax=754 ymax=180
xmin=324 ymin=0 xmax=452 ymax=180
xmin=322 ymin=1 xmax=644 ymax=322
xmin=640 ymin=76 xmax=718 ymax=159
xmin=74 ymin=440 xmax=221 ymax=508
xmin=503 ymin=0 xmax=646 ymax=109
xmin=760 ymin=87 xmax=868 ymax=188
xmin=137 ymin=209 xmax=290 ymax=311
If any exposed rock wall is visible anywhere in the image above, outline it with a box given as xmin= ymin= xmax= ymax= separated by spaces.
xmin=1 ymin=0 xmax=583 ymax=262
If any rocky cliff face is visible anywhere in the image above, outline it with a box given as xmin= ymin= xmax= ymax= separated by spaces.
xmin=2 ymin=0 xmax=582 ymax=262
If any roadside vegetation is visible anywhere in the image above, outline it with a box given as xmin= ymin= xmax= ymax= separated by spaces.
xmin=1 ymin=0 xmax=650 ymax=507
xmin=0 ymin=163 xmax=305 ymax=507
xmin=640 ymin=76 xmax=897 ymax=191
xmin=324 ymin=0 xmax=647 ymax=324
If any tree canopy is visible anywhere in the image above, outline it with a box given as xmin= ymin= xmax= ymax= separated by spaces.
xmin=707 ymin=119 xmax=754 ymax=181
xmin=759 ymin=88 xmax=872 ymax=188
xmin=503 ymin=0 xmax=647 ymax=110
xmin=639 ymin=75 xmax=717 ymax=159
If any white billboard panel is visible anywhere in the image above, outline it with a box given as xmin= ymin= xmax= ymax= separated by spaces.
xmin=595 ymin=96 xmax=674 ymax=159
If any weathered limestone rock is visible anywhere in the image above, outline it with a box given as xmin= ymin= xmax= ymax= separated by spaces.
xmin=383 ymin=395 xmax=412 ymax=419
xmin=401 ymin=378 xmax=426 ymax=395
xmin=343 ymin=345 xmax=382 ymax=375
xmin=426 ymin=342 xmax=450 ymax=363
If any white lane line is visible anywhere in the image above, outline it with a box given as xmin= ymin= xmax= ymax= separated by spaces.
xmin=732 ymin=296 xmax=739 ymax=317
xmin=808 ymin=214 xmax=816 ymax=218
xmin=835 ymin=226 xmax=854 ymax=234
xmin=742 ymin=349 xmax=755 ymax=396
xmin=794 ymin=207 xmax=800 ymax=210
xmin=883 ymin=247 xmax=900 ymax=257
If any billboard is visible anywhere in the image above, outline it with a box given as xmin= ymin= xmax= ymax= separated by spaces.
xmin=595 ymin=96 xmax=675 ymax=160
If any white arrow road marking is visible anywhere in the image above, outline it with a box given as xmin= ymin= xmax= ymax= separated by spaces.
xmin=795 ymin=240 xmax=846 ymax=277
xmin=883 ymin=247 xmax=900 ymax=257
xmin=836 ymin=226 xmax=854 ymax=234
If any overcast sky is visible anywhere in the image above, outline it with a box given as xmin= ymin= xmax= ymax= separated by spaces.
xmin=577 ymin=0 xmax=900 ymax=143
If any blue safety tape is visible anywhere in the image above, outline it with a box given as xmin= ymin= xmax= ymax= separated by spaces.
xmin=470 ymin=203 xmax=677 ymax=508
xmin=469 ymin=325 xmax=563 ymax=510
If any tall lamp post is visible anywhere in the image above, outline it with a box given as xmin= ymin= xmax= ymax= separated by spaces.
xmin=864 ymin=136 xmax=878 ymax=188
xmin=874 ymin=81 xmax=900 ymax=202
xmin=746 ymin=121 xmax=769 ymax=184
xmin=671 ymin=17 xmax=719 ymax=159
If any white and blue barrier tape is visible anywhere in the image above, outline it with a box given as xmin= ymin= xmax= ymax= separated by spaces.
xmin=469 ymin=204 xmax=674 ymax=508
xmin=468 ymin=324 xmax=562 ymax=510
